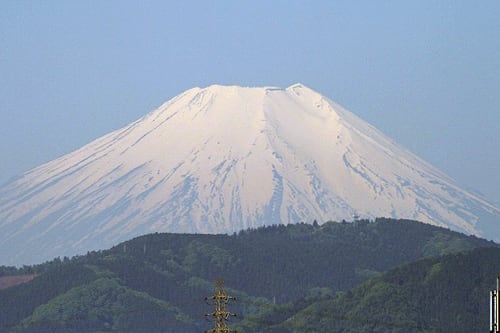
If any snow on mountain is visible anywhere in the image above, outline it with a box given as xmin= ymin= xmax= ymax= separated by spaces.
xmin=0 ymin=83 xmax=498 ymax=265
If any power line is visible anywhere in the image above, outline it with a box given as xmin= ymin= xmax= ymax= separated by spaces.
xmin=0 ymin=295 xmax=485 ymax=333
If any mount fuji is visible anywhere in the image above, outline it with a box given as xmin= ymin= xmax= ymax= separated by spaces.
xmin=0 ymin=83 xmax=498 ymax=265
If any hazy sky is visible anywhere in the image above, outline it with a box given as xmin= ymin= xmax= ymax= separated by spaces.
xmin=1 ymin=1 xmax=499 ymax=202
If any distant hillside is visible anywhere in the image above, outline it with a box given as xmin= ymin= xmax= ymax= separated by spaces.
xmin=0 ymin=218 xmax=496 ymax=333
xmin=0 ymin=275 xmax=36 ymax=290
xmin=261 ymin=247 xmax=500 ymax=333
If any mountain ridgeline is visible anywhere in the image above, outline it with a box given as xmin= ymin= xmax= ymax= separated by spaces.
xmin=0 ymin=218 xmax=497 ymax=333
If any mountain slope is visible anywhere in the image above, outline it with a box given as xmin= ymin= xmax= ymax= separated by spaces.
xmin=0 ymin=219 xmax=496 ymax=332
xmin=0 ymin=83 xmax=498 ymax=264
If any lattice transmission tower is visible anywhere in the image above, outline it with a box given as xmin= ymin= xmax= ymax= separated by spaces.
xmin=205 ymin=278 xmax=237 ymax=333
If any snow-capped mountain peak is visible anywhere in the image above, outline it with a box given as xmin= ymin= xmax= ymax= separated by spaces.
xmin=0 ymin=83 xmax=498 ymax=265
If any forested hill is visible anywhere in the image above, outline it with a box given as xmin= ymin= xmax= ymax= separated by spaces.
xmin=0 ymin=218 xmax=497 ymax=333
xmin=269 ymin=247 xmax=500 ymax=333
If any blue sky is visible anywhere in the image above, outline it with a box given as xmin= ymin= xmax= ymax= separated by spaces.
xmin=1 ymin=1 xmax=499 ymax=202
